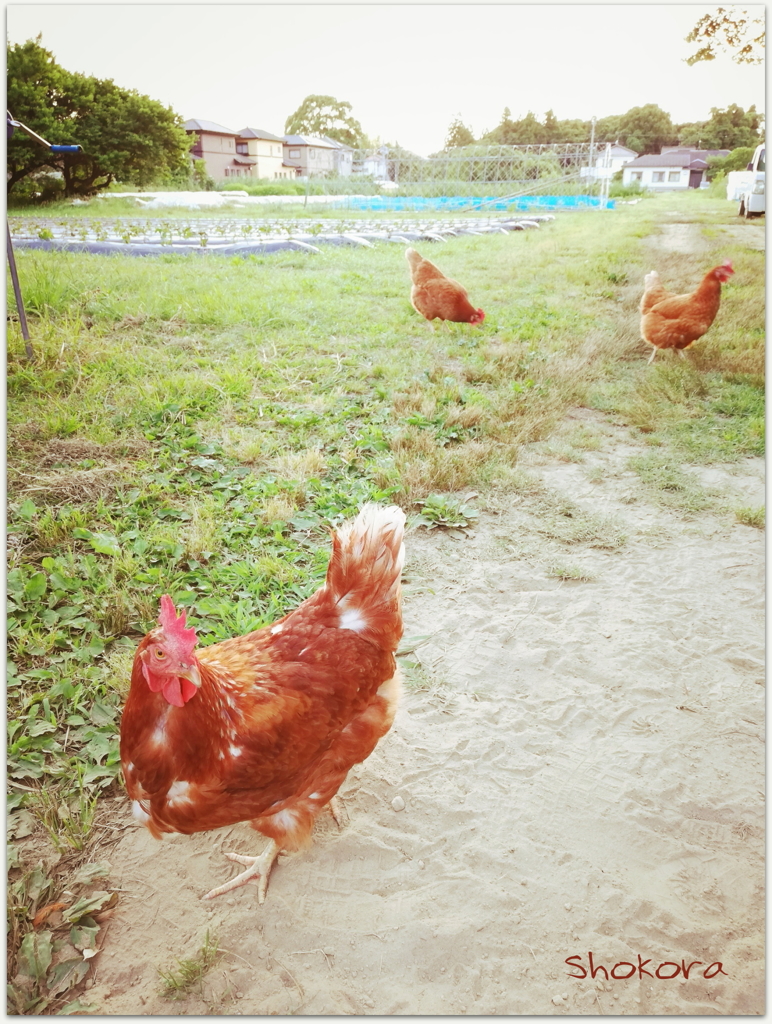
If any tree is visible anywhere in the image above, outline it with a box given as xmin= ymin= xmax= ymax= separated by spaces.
xmin=594 ymin=114 xmax=623 ymax=144
xmin=7 ymin=36 xmax=191 ymax=198
xmin=444 ymin=115 xmax=475 ymax=148
xmin=677 ymin=103 xmax=762 ymax=149
xmin=284 ymin=94 xmax=365 ymax=147
xmin=616 ymin=104 xmax=677 ymax=154
xmin=685 ymin=7 xmax=765 ymax=64
xmin=705 ymin=145 xmax=756 ymax=180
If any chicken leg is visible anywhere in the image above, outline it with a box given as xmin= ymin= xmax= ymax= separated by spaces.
xmin=328 ymin=795 xmax=348 ymax=828
xmin=203 ymin=840 xmax=280 ymax=904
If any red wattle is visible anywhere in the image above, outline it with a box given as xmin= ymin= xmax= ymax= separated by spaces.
xmin=162 ymin=677 xmax=184 ymax=707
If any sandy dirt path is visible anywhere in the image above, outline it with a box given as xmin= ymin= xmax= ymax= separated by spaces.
xmin=54 ymin=212 xmax=764 ymax=1016
xmin=81 ymin=409 xmax=764 ymax=1016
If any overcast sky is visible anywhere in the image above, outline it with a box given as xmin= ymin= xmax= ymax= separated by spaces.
xmin=6 ymin=3 xmax=766 ymax=155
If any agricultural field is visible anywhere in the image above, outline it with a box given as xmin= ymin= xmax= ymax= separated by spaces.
xmin=6 ymin=190 xmax=765 ymax=1014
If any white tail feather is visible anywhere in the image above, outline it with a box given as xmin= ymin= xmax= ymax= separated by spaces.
xmin=326 ymin=504 xmax=405 ymax=650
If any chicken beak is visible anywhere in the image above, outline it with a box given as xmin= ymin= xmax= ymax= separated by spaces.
xmin=177 ymin=663 xmax=202 ymax=688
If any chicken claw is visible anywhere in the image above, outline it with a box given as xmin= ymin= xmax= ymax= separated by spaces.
xmin=328 ymin=796 xmax=348 ymax=829
xmin=203 ymin=839 xmax=280 ymax=904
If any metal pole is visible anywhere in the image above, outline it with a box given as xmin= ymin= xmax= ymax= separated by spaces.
xmin=7 ymin=220 xmax=34 ymax=360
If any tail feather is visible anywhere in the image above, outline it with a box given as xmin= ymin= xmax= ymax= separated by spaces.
xmin=325 ymin=504 xmax=405 ymax=652
xmin=406 ymin=247 xmax=445 ymax=285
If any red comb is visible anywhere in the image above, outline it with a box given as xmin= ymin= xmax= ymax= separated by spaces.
xmin=723 ymin=260 xmax=734 ymax=269
xmin=158 ymin=595 xmax=197 ymax=651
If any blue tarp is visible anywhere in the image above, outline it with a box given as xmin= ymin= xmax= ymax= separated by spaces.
xmin=335 ymin=196 xmax=615 ymax=212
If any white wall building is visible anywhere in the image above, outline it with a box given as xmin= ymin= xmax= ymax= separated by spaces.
xmin=580 ymin=144 xmax=638 ymax=180
xmin=621 ymin=149 xmax=729 ymax=191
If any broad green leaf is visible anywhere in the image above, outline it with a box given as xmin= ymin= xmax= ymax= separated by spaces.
xmin=72 ymin=528 xmax=120 ymax=556
xmin=88 ymin=532 xmax=121 ymax=556
xmin=61 ymin=891 xmax=116 ymax=923
xmin=17 ymin=930 xmax=53 ymax=983
xmin=18 ymin=499 xmax=37 ymax=521
xmin=27 ymin=720 xmax=57 ymax=738
xmin=71 ymin=862 xmax=111 ymax=885
xmin=7 ymin=785 xmax=25 ymax=810
xmin=69 ymin=917 xmax=99 ymax=951
xmin=7 ymin=569 xmax=24 ymax=596
xmin=47 ymin=958 xmax=90 ymax=998
xmin=26 ymin=863 xmax=53 ymax=903
xmin=89 ymin=700 xmax=117 ymax=727
xmin=24 ymin=573 xmax=48 ymax=601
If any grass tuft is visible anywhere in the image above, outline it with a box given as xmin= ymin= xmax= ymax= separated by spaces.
xmin=734 ymin=505 xmax=765 ymax=529
xmin=159 ymin=931 xmax=222 ymax=999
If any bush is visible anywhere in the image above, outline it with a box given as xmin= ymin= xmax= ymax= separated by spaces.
xmin=608 ymin=180 xmax=645 ymax=198
xmin=706 ymin=147 xmax=755 ymax=181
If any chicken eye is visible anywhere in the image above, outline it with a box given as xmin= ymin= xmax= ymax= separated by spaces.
xmin=154 ymin=649 xmax=165 ymax=660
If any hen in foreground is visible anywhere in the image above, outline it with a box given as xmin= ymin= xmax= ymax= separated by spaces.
xmin=405 ymin=247 xmax=485 ymax=326
xmin=120 ymin=504 xmax=406 ymax=903
xmin=639 ymin=260 xmax=734 ymax=364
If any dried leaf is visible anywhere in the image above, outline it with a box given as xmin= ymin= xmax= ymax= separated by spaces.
xmin=57 ymin=998 xmax=97 ymax=1015
xmin=17 ymin=930 xmax=53 ymax=983
xmin=46 ymin=957 xmax=90 ymax=998
xmin=69 ymin=917 xmax=99 ymax=951
xmin=61 ymin=891 xmax=117 ymax=923
xmin=71 ymin=861 xmax=111 ymax=885
xmin=32 ymin=902 xmax=68 ymax=929
xmin=10 ymin=809 xmax=37 ymax=839
xmin=26 ymin=863 xmax=53 ymax=904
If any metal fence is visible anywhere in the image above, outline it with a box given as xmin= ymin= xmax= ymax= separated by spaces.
xmin=222 ymin=143 xmax=616 ymax=206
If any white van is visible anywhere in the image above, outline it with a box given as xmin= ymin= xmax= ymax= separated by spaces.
xmin=738 ymin=144 xmax=765 ymax=218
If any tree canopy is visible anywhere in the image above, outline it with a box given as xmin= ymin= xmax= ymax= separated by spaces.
xmin=705 ymin=145 xmax=757 ymax=180
xmin=685 ymin=7 xmax=765 ymax=64
xmin=677 ymin=103 xmax=762 ymax=150
xmin=614 ymin=104 xmax=678 ymax=155
xmin=284 ymin=94 xmax=365 ymax=147
xmin=444 ymin=115 xmax=475 ymax=149
xmin=7 ymin=36 xmax=191 ymax=198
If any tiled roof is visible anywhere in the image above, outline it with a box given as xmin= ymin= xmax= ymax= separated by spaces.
xmin=624 ymin=152 xmax=708 ymax=169
xmin=319 ymin=135 xmax=354 ymax=151
xmin=283 ymin=135 xmax=337 ymax=148
xmin=184 ymin=119 xmax=237 ymax=135
xmin=237 ymin=127 xmax=284 ymax=142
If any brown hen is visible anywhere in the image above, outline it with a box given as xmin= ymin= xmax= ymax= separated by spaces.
xmin=639 ymin=261 xmax=734 ymax=364
xmin=120 ymin=504 xmax=405 ymax=903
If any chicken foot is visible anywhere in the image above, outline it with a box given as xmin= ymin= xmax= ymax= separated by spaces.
xmin=202 ymin=839 xmax=280 ymax=904
xmin=328 ymin=795 xmax=348 ymax=828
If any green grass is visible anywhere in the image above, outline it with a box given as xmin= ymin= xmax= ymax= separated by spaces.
xmin=735 ymin=505 xmax=765 ymax=529
xmin=5 ymin=191 xmax=764 ymax=990
xmin=158 ymin=931 xmax=222 ymax=999
xmin=547 ymin=563 xmax=598 ymax=582
xmin=625 ymin=452 xmax=724 ymax=514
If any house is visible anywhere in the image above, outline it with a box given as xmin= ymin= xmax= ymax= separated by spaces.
xmin=352 ymin=147 xmax=390 ymax=180
xmin=282 ymin=135 xmax=338 ymax=175
xmin=580 ymin=144 xmax=638 ymax=181
xmin=621 ymin=149 xmax=730 ymax=190
xmin=235 ymin=127 xmax=296 ymax=179
xmin=319 ymin=136 xmax=354 ymax=176
xmin=184 ymin=119 xmax=240 ymax=179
